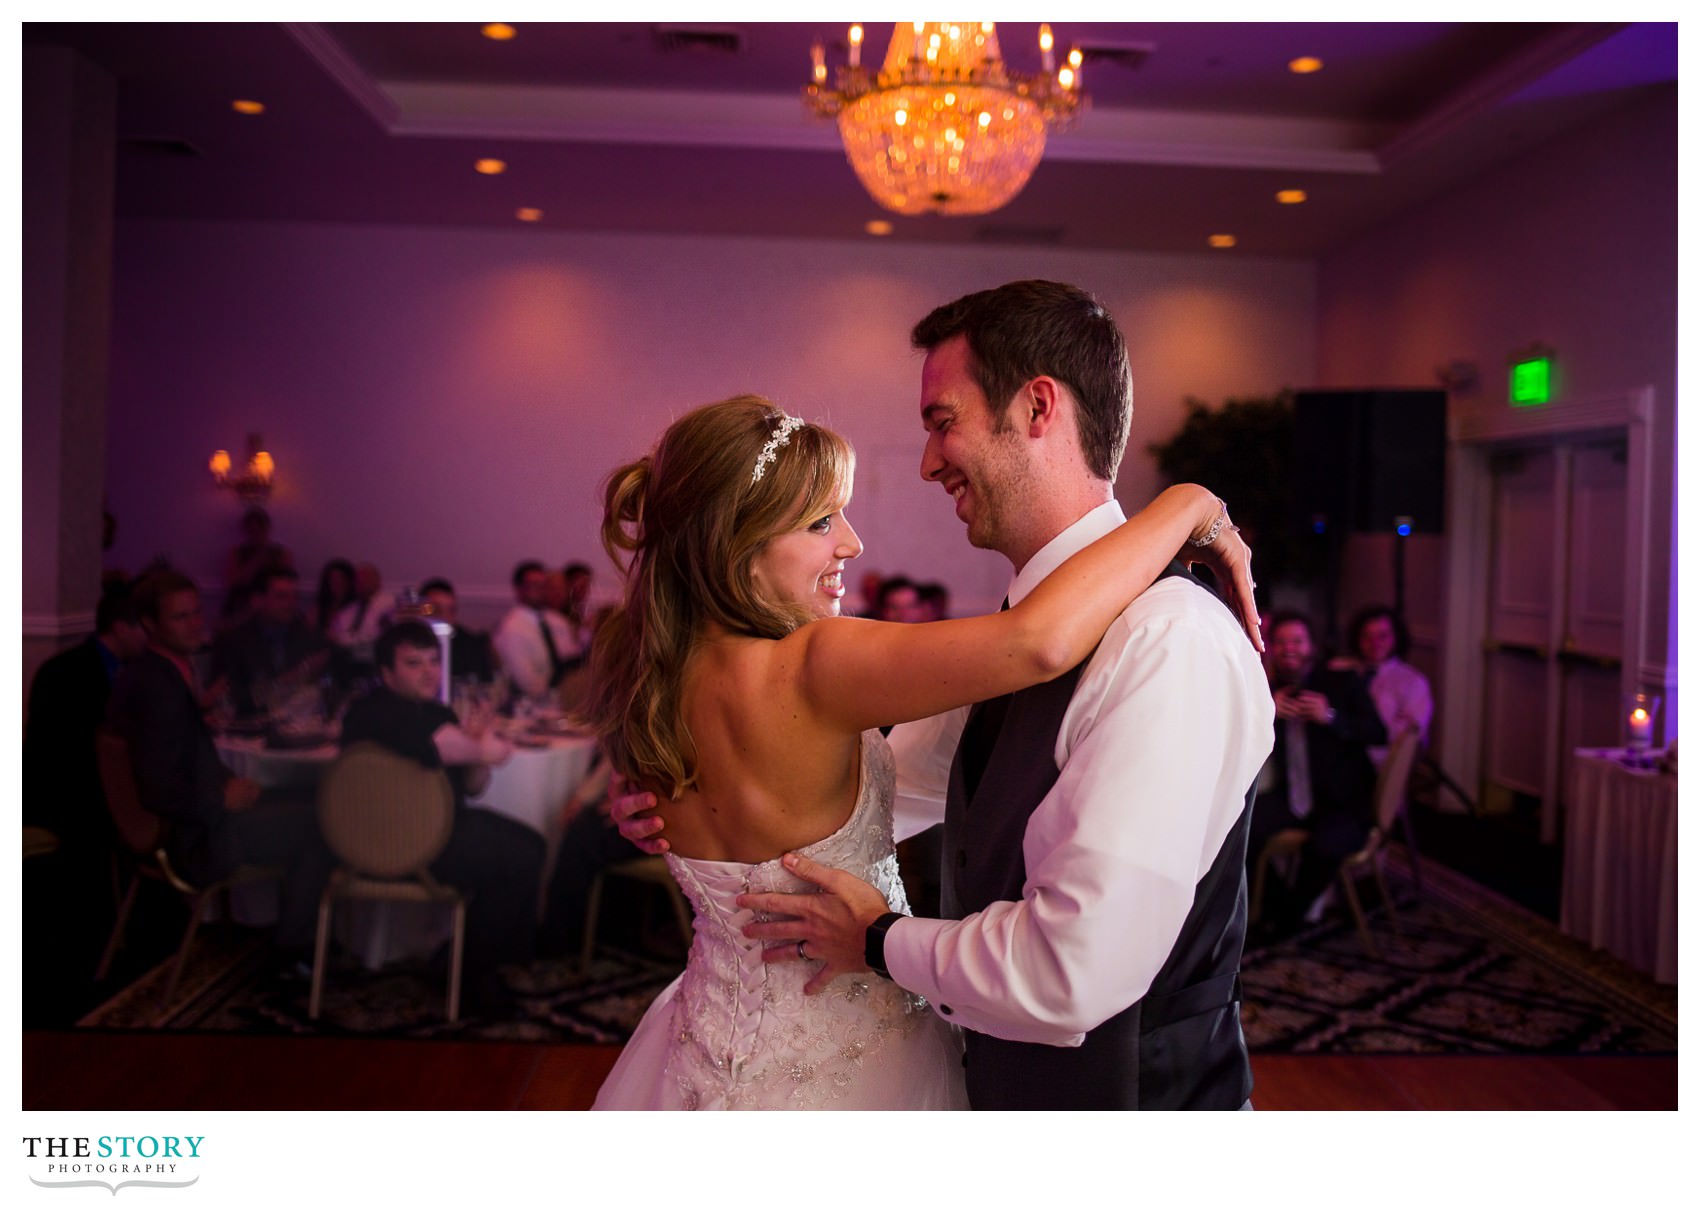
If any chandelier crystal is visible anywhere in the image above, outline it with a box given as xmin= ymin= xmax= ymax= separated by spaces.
xmin=805 ymin=22 xmax=1085 ymax=217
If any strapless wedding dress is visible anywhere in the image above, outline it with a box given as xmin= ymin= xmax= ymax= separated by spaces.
xmin=593 ymin=730 xmax=967 ymax=1110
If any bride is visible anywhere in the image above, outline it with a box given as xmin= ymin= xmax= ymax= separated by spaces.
xmin=582 ymin=396 xmax=1255 ymax=1110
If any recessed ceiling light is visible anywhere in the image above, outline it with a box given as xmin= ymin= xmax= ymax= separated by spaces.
xmin=865 ymin=220 xmax=893 ymax=236
xmin=482 ymin=24 xmax=516 ymax=41
xmin=231 ymin=99 xmax=265 ymax=115
xmin=1288 ymin=56 xmax=1324 ymax=74
xmin=516 ymin=208 xmax=543 ymax=222
xmin=1208 ymin=234 xmax=1237 ymax=248
xmin=1276 ymin=189 xmax=1308 ymax=204
xmin=475 ymin=158 xmax=507 ymax=175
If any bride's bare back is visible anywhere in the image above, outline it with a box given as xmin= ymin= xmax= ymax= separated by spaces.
xmin=661 ymin=629 xmax=863 ymax=863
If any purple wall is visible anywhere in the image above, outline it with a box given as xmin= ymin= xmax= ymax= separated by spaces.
xmin=1318 ymin=85 xmax=1677 ymax=736
xmin=103 ymin=225 xmax=1316 ymax=623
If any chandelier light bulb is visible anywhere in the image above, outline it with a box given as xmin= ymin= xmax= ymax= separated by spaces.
xmin=804 ymin=22 xmax=1084 ymax=216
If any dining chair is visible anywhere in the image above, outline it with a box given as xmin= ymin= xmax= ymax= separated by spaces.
xmin=310 ymin=742 xmax=465 ymax=1021
xmin=93 ymin=728 xmax=280 ymax=1024
xmin=580 ymin=856 xmax=694 ymax=970
xmin=1249 ymin=728 xmax=1423 ymax=953
xmin=1335 ymin=728 xmax=1423 ymax=954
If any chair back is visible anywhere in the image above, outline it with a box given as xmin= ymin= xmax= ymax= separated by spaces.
xmin=317 ymin=742 xmax=456 ymax=879
xmin=1372 ymin=729 xmax=1422 ymax=834
xmin=94 ymin=728 xmax=166 ymax=858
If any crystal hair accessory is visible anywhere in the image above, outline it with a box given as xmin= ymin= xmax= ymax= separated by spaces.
xmin=751 ymin=412 xmax=807 ymax=484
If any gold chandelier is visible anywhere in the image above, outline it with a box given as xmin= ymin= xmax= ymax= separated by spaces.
xmin=805 ymin=23 xmax=1085 ymax=217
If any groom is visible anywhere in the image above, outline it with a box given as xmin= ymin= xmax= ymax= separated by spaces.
xmin=627 ymin=281 xmax=1273 ymax=1109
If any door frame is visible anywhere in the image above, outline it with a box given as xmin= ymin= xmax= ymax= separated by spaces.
xmin=1438 ymin=386 xmax=1660 ymax=842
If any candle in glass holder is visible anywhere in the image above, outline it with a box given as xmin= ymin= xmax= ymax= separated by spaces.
xmin=1625 ymin=692 xmax=1660 ymax=749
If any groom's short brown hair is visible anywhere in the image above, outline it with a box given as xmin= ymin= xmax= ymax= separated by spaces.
xmin=911 ymin=279 xmax=1132 ymax=482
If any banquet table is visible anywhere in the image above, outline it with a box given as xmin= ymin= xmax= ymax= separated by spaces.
xmin=216 ymin=728 xmax=599 ymax=967
xmin=1560 ymin=747 xmax=1677 ymax=984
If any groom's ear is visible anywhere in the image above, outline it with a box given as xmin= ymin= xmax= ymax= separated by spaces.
xmin=1022 ymin=376 xmax=1064 ymax=437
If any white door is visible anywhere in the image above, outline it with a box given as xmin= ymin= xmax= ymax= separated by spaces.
xmin=1481 ymin=436 xmax=1628 ymax=842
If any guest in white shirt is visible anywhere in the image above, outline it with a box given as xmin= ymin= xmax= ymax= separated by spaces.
xmin=1342 ymin=604 xmax=1433 ymax=768
xmin=327 ymin=562 xmax=395 ymax=665
xmin=492 ymin=560 xmax=578 ymax=700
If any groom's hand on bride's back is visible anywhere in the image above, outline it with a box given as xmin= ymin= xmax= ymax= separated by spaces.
xmin=605 ymin=774 xmax=669 ymax=854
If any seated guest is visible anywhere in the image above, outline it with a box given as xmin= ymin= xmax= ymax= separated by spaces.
xmin=106 ymin=570 xmax=332 ymax=958
xmin=536 ymin=748 xmax=648 ymax=958
xmin=327 ymin=562 xmax=395 ymax=676
xmin=314 ymin=557 xmax=357 ymax=638
xmin=221 ymin=506 xmax=294 ymax=625
xmin=25 ymin=583 xmax=150 ymax=887
xmin=1249 ymin=610 xmax=1387 ymax=937
xmin=211 ymin=567 xmax=330 ymax=718
xmin=915 ymin=580 xmax=951 ymax=622
xmin=420 ymin=577 xmax=495 ymax=683
xmin=1340 ymin=604 xmax=1434 ymax=769
xmin=873 ymin=575 xmax=928 ymax=623
xmin=341 ymin=621 xmax=545 ymax=1012
xmin=560 ymin=561 xmax=595 ymax=650
xmin=851 ymin=570 xmax=886 ymax=618
xmin=492 ymin=560 xmax=577 ymax=701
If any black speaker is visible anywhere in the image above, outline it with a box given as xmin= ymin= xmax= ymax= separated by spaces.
xmin=1292 ymin=389 xmax=1447 ymax=535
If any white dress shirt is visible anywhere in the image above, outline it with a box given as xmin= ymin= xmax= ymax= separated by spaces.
xmin=884 ymin=501 xmax=1276 ymax=1046
xmin=329 ymin=591 xmax=396 ymax=651
xmin=492 ymin=604 xmax=578 ymax=698
xmin=1366 ymin=656 xmax=1433 ymax=767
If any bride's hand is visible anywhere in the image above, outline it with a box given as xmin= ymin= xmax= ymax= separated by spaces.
xmin=1184 ymin=501 xmax=1263 ymax=652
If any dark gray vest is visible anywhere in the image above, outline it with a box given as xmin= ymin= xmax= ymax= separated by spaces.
xmin=940 ymin=561 xmax=1256 ymax=1110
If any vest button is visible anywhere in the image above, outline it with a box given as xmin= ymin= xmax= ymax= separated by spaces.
xmin=939 ymin=1004 xmax=953 ymax=1016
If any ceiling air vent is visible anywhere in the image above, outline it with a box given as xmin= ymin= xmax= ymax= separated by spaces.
xmin=1075 ymin=40 xmax=1156 ymax=71
xmin=119 ymin=135 xmax=203 ymax=157
xmin=652 ymin=25 xmax=745 ymax=56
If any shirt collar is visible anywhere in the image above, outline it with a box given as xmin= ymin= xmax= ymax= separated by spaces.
xmin=1006 ymin=500 xmax=1127 ymax=608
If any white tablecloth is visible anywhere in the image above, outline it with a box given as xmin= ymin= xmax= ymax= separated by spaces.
xmin=216 ymin=733 xmax=598 ymax=967
xmin=1560 ymin=748 xmax=1677 ymax=984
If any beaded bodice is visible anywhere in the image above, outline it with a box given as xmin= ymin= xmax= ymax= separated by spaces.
xmin=661 ymin=730 xmax=933 ymax=1109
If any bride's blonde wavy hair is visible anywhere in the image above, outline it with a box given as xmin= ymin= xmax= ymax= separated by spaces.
xmin=578 ymin=395 xmax=855 ymax=799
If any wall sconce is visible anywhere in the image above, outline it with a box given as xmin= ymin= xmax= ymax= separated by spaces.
xmin=209 ymin=433 xmax=275 ymax=502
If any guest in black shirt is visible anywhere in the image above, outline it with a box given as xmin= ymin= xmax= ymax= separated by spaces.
xmin=211 ymin=567 xmax=330 ymax=717
xmin=24 ymin=585 xmax=152 ymax=979
xmin=340 ymin=620 xmax=544 ymax=1012
xmin=26 ymin=584 xmax=149 ymax=839
xmin=419 ymin=577 xmax=495 ymax=683
xmin=1248 ymin=610 xmax=1387 ymax=936
xmin=106 ymin=571 xmax=331 ymax=955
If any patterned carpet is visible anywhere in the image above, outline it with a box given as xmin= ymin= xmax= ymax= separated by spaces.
xmin=1240 ymin=851 xmax=1676 ymax=1053
xmin=78 ymin=851 xmax=1675 ymax=1054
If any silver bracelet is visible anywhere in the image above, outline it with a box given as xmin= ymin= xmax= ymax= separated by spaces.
xmin=1190 ymin=497 xmax=1231 ymax=548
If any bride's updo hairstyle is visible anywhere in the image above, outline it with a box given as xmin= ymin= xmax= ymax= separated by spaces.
xmin=579 ymin=394 xmax=855 ymax=798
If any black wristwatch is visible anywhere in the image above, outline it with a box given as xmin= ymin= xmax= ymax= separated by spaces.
xmin=864 ymin=912 xmax=905 ymax=979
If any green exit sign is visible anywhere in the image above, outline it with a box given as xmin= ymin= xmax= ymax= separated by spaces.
xmin=1511 ymin=356 xmax=1552 ymax=406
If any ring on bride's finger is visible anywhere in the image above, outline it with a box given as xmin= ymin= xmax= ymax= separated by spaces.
xmin=796 ymin=940 xmax=810 ymax=961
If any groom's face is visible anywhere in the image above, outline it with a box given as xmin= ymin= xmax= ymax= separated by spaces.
xmin=918 ymin=334 xmax=1030 ymax=558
